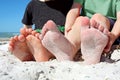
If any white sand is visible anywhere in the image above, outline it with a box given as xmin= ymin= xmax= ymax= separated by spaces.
xmin=0 ymin=43 xmax=120 ymax=80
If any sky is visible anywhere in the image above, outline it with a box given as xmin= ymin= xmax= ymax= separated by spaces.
xmin=0 ymin=0 xmax=31 ymax=32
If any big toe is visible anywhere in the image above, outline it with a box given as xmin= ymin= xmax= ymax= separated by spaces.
xmin=80 ymin=17 xmax=90 ymax=31
xmin=44 ymin=20 xmax=58 ymax=31
xmin=18 ymin=35 xmax=26 ymax=42
xmin=40 ymin=20 xmax=59 ymax=40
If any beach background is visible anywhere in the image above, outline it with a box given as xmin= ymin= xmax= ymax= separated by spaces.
xmin=0 ymin=33 xmax=120 ymax=80
xmin=0 ymin=0 xmax=120 ymax=80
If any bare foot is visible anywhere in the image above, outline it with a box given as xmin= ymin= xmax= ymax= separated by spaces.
xmin=8 ymin=27 xmax=37 ymax=61
xmin=41 ymin=20 xmax=75 ymax=61
xmin=9 ymin=35 xmax=34 ymax=61
xmin=26 ymin=34 xmax=54 ymax=62
xmin=90 ymin=19 xmax=114 ymax=53
xmin=80 ymin=17 xmax=109 ymax=64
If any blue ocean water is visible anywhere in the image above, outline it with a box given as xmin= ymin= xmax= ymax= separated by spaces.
xmin=0 ymin=32 xmax=20 ymax=38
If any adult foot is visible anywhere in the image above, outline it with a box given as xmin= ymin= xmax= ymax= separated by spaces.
xmin=26 ymin=34 xmax=54 ymax=61
xmin=9 ymin=35 xmax=34 ymax=61
xmin=41 ymin=20 xmax=75 ymax=61
xmin=80 ymin=17 xmax=109 ymax=64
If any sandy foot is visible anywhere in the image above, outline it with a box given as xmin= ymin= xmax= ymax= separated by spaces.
xmin=9 ymin=35 xmax=34 ymax=61
xmin=26 ymin=35 xmax=54 ymax=61
xmin=81 ymin=17 xmax=109 ymax=64
xmin=41 ymin=20 xmax=74 ymax=61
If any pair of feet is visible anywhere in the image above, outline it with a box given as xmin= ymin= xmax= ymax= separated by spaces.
xmin=9 ymin=17 xmax=109 ymax=64
xmin=42 ymin=17 xmax=109 ymax=64
xmin=9 ymin=27 xmax=54 ymax=61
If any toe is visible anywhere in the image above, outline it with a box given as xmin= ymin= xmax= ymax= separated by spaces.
xmin=98 ymin=25 xmax=104 ymax=32
xmin=20 ymin=27 xmax=27 ymax=36
xmin=79 ymin=17 xmax=90 ymax=31
xmin=18 ymin=35 xmax=25 ymax=42
xmin=90 ymin=19 xmax=99 ymax=28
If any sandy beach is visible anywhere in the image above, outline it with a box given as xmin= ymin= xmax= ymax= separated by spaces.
xmin=0 ymin=40 xmax=120 ymax=80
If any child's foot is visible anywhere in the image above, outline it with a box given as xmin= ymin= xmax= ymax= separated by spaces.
xmin=9 ymin=35 xmax=34 ymax=61
xmin=8 ymin=27 xmax=36 ymax=61
xmin=41 ymin=20 xmax=74 ymax=61
xmin=26 ymin=35 xmax=54 ymax=62
xmin=80 ymin=17 xmax=109 ymax=64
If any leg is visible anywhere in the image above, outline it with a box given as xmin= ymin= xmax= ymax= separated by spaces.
xmin=65 ymin=17 xmax=82 ymax=53
xmin=81 ymin=17 xmax=109 ymax=64
xmin=41 ymin=20 xmax=75 ymax=61
xmin=64 ymin=16 xmax=88 ymax=60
